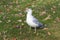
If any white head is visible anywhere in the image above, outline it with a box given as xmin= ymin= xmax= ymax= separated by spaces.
xmin=25 ymin=8 xmax=32 ymax=14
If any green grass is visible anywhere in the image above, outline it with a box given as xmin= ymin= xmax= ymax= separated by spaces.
xmin=0 ymin=0 xmax=60 ymax=40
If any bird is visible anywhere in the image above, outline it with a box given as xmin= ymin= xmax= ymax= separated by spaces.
xmin=25 ymin=8 xmax=44 ymax=33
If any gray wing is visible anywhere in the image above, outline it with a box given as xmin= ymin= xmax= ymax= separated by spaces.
xmin=32 ymin=16 xmax=43 ymax=27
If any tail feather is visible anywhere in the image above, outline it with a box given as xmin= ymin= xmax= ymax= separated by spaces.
xmin=38 ymin=23 xmax=46 ymax=29
xmin=31 ymin=24 xmax=47 ymax=29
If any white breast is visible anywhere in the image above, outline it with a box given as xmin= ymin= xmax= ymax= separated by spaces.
xmin=26 ymin=15 xmax=38 ymax=27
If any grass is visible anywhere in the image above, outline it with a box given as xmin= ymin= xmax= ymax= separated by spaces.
xmin=0 ymin=0 xmax=60 ymax=40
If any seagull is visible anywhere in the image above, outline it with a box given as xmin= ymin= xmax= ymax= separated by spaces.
xmin=25 ymin=8 xmax=44 ymax=33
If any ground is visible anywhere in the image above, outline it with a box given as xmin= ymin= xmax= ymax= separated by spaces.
xmin=0 ymin=0 xmax=60 ymax=40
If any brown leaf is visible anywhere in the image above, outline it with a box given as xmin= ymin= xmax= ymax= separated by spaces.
xmin=40 ymin=11 xmax=46 ymax=16
xmin=51 ymin=5 xmax=56 ymax=11
xmin=36 ymin=33 xmax=39 ymax=36
xmin=17 ymin=19 xmax=22 ymax=22
xmin=3 ymin=5 xmax=6 ymax=8
xmin=55 ymin=17 xmax=60 ymax=22
xmin=19 ymin=13 xmax=23 ymax=16
xmin=47 ymin=32 xmax=51 ymax=35
xmin=43 ymin=28 xmax=48 ymax=30
xmin=6 ymin=8 xmax=10 ymax=12
xmin=0 ymin=20 xmax=2 ymax=23
xmin=43 ymin=15 xmax=51 ymax=21
xmin=9 ymin=5 xmax=13 ymax=9
xmin=53 ymin=21 xmax=56 ymax=23
xmin=0 ymin=10 xmax=2 ymax=13
xmin=3 ymin=38 xmax=8 ymax=40
xmin=22 ymin=0 xmax=26 ymax=2
xmin=0 ymin=32 xmax=1 ymax=35
xmin=12 ymin=37 xmax=17 ymax=40
xmin=53 ymin=11 xmax=56 ymax=13
xmin=21 ymin=23 xmax=24 ymax=26
xmin=16 ymin=0 xmax=18 ymax=4
xmin=32 ymin=4 xmax=35 ymax=7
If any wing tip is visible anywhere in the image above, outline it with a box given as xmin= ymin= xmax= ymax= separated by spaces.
xmin=39 ymin=24 xmax=47 ymax=29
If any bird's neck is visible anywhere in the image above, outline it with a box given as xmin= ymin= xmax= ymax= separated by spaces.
xmin=26 ymin=12 xmax=32 ymax=19
xmin=27 ymin=11 xmax=32 ymax=16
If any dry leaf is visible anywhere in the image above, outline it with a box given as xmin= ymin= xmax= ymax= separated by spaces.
xmin=13 ymin=0 xmax=15 ymax=3
xmin=55 ymin=17 xmax=60 ymax=22
xmin=51 ymin=5 xmax=56 ymax=11
xmin=32 ymin=4 xmax=35 ymax=7
xmin=3 ymin=38 xmax=8 ymax=40
xmin=43 ymin=28 xmax=48 ymax=30
xmin=15 ymin=13 xmax=23 ymax=17
xmin=22 ymin=0 xmax=26 ymax=2
xmin=48 ymin=32 xmax=51 ymax=35
xmin=7 ymin=20 xmax=11 ymax=23
xmin=0 ymin=20 xmax=2 ymax=23
xmin=12 ymin=37 xmax=17 ymax=40
xmin=43 ymin=15 xmax=51 ymax=21
xmin=6 ymin=8 xmax=10 ymax=12
xmin=53 ymin=11 xmax=56 ymax=13
xmin=13 ymin=25 xmax=20 ymax=28
xmin=53 ymin=5 xmax=56 ymax=9
xmin=40 ymin=11 xmax=46 ymax=16
xmin=17 ymin=5 xmax=20 ymax=8
xmin=16 ymin=0 xmax=18 ymax=4
xmin=14 ymin=8 xmax=18 ymax=11
xmin=0 ymin=32 xmax=1 ymax=35
xmin=21 ymin=23 xmax=24 ymax=26
xmin=9 ymin=5 xmax=13 ymax=9
xmin=36 ymin=0 xmax=39 ymax=1
xmin=4 ymin=5 xmax=6 ymax=8
xmin=0 ymin=10 xmax=2 ymax=13
xmin=53 ymin=21 xmax=56 ymax=23
xmin=36 ymin=33 xmax=39 ymax=36
xmin=17 ymin=19 xmax=22 ymax=22
xmin=58 ymin=3 xmax=60 ymax=6
xmin=19 ymin=13 xmax=23 ymax=16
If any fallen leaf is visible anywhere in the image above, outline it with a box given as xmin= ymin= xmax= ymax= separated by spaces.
xmin=3 ymin=5 xmax=6 ymax=8
xmin=6 ymin=20 xmax=11 ymax=23
xmin=16 ymin=0 xmax=18 ymax=4
xmin=17 ymin=5 xmax=20 ymax=8
xmin=53 ymin=5 xmax=56 ymax=9
xmin=43 ymin=15 xmax=51 ymax=21
xmin=13 ymin=25 xmax=20 ymax=28
xmin=53 ymin=21 xmax=56 ymax=24
xmin=55 ymin=17 xmax=60 ymax=22
xmin=0 ymin=32 xmax=1 ymax=35
xmin=36 ymin=33 xmax=39 ymax=36
xmin=43 ymin=28 xmax=48 ymax=30
xmin=58 ymin=3 xmax=60 ymax=6
xmin=0 ymin=10 xmax=2 ymax=13
xmin=0 ymin=20 xmax=2 ymax=23
xmin=6 ymin=8 xmax=10 ymax=12
xmin=3 ymin=38 xmax=8 ymax=40
xmin=14 ymin=8 xmax=18 ymax=11
xmin=17 ymin=19 xmax=22 ymax=22
xmin=53 ymin=11 xmax=56 ymax=13
xmin=40 ymin=11 xmax=46 ymax=16
xmin=12 ymin=37 xmax=17 ymax=40
xmin=21 ymin=23 xmax=24 ymax=26
xmin=16 ymin=25 xmax=20 ymax=28
xmin=32 ymin=4 xmax=35 ymax=7
xmin=19 ymin=13 xmax=23 ymax=16
xmin=47 ymin=32 xmax=51 ymax=35
xmin=51 ymin=5 xmax=56 ymax=11
xmin=22 ymin=0 xmax=26 ymax=2
xmin=9 ymin=5 xmax=13 ymax=9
